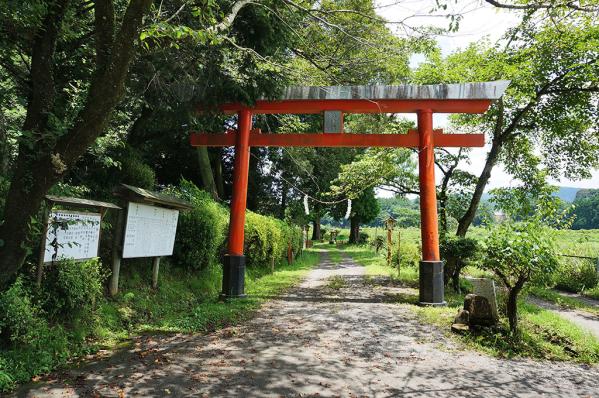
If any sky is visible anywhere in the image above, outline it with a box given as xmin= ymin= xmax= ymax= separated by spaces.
xmin=373 ymin=0 xmax=599 ymax=193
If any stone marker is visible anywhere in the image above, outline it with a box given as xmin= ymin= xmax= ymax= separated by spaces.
xmin=467 ymin=277 xmax=499 ymax=321
xmin=464 ymin=294 xmax=496 ymax=327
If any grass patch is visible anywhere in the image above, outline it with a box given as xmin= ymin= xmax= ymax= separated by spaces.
xmin=529 ymin=287 xmax=599 ymax=316
xmin=112 ymin=251 xmax=320 ymax=334
xmin=341 ymin=244 xmax=419 ymax=287
xmin=415 ymin=296 xmax=599 ymax=363
xmin=327 ymin=275 xmax=346 ymax=290
xmin=585 ymin=287 xmax=599 ymax=301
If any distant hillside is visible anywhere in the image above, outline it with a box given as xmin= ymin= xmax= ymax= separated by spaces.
xmin=575 ymin=188 xmax=599 ymax=201
xmin=482 ymin=187 xmax=581 ymax=203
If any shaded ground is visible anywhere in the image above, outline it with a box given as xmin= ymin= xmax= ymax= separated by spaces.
xmin=15 ymin=253 xmax=599 ymax=397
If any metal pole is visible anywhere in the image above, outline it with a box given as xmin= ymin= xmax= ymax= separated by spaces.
xmin=221 ymin=108 xmax=252 ymax=298
xmin=417 ymin=109 xmax=444 ymax=306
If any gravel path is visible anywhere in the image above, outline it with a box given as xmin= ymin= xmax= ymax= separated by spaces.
xmin=15 ymin=252 xmax=599 ymax=397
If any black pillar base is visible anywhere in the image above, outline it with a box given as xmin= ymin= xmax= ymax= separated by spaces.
xmin=220 ymin=254 xmax=246 ymax=299
xmin=419 ymin=260 xmax=446 ymax=306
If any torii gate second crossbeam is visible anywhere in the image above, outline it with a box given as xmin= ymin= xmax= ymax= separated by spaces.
xmin=190 ymin=81 xmax=510 ymax=306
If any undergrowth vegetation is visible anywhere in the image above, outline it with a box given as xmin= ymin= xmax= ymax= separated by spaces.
xmin=0 ymin=180 xmax=309 ymax=392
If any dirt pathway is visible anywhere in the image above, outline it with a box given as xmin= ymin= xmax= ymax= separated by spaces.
xmin=528 ymin=296 xmax=599 ymax=339
xmin=555 ymin=290 xmax=599 ymax=309
xmin=16 ymin=252 xmax=599 ymax=397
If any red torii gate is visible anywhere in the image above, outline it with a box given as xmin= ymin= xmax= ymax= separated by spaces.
xmin=191 ymin=81 xmax=509 ymax=306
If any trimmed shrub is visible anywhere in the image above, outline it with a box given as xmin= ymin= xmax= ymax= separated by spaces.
xmin=554 ymin=257 xmax=599 ymax=293
xmin=167 ymin=180 xmax=301 ymax=270
xmin=40 ymin=259 xmax=105 ymax=326
xmin=166 ymin=180 xmax=228 ymax=270
xmin=245 ymin=212 xmax=302 ymax=268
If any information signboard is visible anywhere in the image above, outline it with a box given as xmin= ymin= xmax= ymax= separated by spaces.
xmin=122 ymin=202 xmax=179 ymax=259
xmin=44 ymin=210 xmax=102 ymax=263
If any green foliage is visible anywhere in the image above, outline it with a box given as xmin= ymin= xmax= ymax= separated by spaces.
xmin=371 ymin=236 xmax=385 ymax=253
xmin=245 ymin=212 xmax=302 ymax=268
xmin=572 ymin=190 xmax=599 ymax=230
xmin=0 ymin=278 xmax=73 ymax=392
xmin=481 ymin=220 xmax=559 ymax=332
xmin=482 ymin=221 xmax=559 ymax=289
xmin=0 ymin=278 xmax=46 ymax=346
xmin=167 ymin=180 xmax=228 ymax=270
xmin=119 ymin=151 xmax=156 ymax=190
xmin=391 ymin=240 xmax=420 ymax=269
xmin=357 ymin=232 xmax=369 ymax=244
xmin=440 ymin=235 xmax=479 ymax=290
xmin=554 ymin=257 xmax=599 ymax=293
xmin=40 ymin=259 xmax=105 ymax=325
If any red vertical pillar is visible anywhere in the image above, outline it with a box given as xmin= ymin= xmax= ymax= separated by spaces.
xmin=417 ymin=109 xmax=445 ymax=305
xmin=222 ymin=108 xmax=252 ymax=298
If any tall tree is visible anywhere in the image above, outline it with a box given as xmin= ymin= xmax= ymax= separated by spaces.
xmin=0 ymin=0 xmax=153 ymax=288
xmin=413 ymin=17 xmax=598 ymax=237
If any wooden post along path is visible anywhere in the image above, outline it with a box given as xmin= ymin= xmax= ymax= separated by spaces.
xmin=191 ymin=81 xmax=510 ymax=305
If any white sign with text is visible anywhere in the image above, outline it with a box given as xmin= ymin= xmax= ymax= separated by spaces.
xmin=122 ymin=202 xmax=179 ymax=258
xmin=44 ymin=211 xmax=101 ymax=263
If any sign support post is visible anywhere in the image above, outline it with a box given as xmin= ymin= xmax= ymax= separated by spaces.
xmin=110 ymin=209 xmax=125 ymax=296
xmin=152 ymin=257 xmax=161 ymax=289
xmin=36 ymin=201 xmax=51 ymax=287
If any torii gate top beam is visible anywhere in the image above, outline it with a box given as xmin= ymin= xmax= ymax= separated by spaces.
xmin=214 ymin=80 xmax=510 ymax=114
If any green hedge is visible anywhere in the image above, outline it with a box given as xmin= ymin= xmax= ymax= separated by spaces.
xmin=167 ymin=180 xmax=302 ymax=270
xmin=245 ymin=212 xmax=302 ymax=268
xmin=167 ymin=181 xmax=229 ymax=270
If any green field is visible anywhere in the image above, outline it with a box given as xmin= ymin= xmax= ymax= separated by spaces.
xmin=335 ymin=226 xmax=599 ymax=258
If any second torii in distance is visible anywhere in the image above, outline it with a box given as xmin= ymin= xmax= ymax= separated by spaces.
xmin=191 ymin=80 xmax=509 ymax=306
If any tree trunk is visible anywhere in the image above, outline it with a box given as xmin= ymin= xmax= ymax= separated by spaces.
xmin=311 ymin=218 xmax=321 ymax=240
xmin=127 ymin=106 xmax=154 ymax=147
xmin=506 ymin=279 xmax=525 ymax=333
xmin=0 ymin=0 xmax=153 ymax=289
xmin=197 ymin=147 xmax=219 ymax=200
xmin=211 ymin=148 xmax=225 ymax=199
xmin=280 ymin=178 xmax=288 ymax=219
xmin=457 ymin=102 xmax=506 ymax=238
xmin=456 ymin=134 xmax=505 ymax=237
xmin=451 ymin=262 xmax=461 ymax=293
xmin=349 ymin=217 xmax=360 ymax=244
xmin=438 ymin=191 xmax=448 ymax=235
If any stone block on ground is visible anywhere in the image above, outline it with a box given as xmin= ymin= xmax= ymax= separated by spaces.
xmin=464 ymin=294 xmax=497 ymax=327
